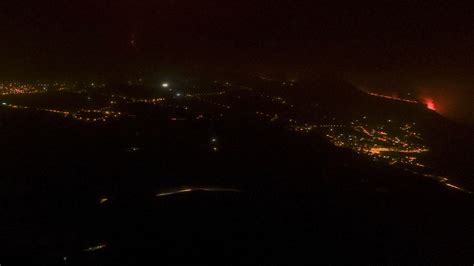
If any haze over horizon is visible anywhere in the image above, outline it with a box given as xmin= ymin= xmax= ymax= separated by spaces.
xmin=1 ymin=0 xmax=473 ymax=124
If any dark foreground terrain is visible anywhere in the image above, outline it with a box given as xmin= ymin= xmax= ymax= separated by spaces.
xmin=0 ymin=79 xmax=472 ymax=265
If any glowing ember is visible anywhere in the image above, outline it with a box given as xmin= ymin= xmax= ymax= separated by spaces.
xmin=425 ymin=99 xmax=436 ymax=111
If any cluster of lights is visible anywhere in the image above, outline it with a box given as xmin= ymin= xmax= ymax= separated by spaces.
xmin=256 ymin=93 xmax=293 ymax=107
xmin=0 ymin=83 xmax=43 ymax=96
xmin=110 ymin=94 xmax=166 ymax=105
xmin=1 ymin=102 xmax=28 ymax=109
xmin=1 ymin=102 xmax=124 ymax=123
xmin=186 ymin=91 xmax=226 ymax=97
xmin=0 ymin=82 xmax=71 ymax=96
xmin=291 ymin=124 xmax=345 ymax=132
xmin=255 ymin=111 xmax=343 ymax=133
xmin=130 ymin=97 xmax=165 ymax=104
xmin=70 ymin=109 xmax=123 ymax=122
xmin=192 ymin=84 xmax=432 ymax=173
xmin=325 ymin=120 xmax=429 ymax=168
xmin=250 ymin=92 xmax=432 ymax=171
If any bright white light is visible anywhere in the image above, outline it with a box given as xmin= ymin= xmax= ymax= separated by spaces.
xmin=176 ymin=93 xmax=181 ymax=97
xmin=2 ymin=102 xmax=6 ymax=105
xmin=162 ymin=83 xmax=169 ymax=88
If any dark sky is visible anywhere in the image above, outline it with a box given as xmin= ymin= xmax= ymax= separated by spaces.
xmin=1 ymin=0 xmax=473 ymax=123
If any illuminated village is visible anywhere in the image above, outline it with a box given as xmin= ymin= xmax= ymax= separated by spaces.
xmin=0 ymin=80 xmax=470 ymax=198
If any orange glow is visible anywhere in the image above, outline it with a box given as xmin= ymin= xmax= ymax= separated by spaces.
xmin=425 ymin=99 xmax=436 ymax=111
xmin=363 ymin=91 xmax=419 ymax=103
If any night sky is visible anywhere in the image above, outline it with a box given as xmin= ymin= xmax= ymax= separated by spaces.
xmin=1 ymin=1 xmax=473 ymax=123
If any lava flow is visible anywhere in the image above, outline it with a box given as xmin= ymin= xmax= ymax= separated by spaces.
xmin=425 ymin=99 xmax=436 ymax=111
